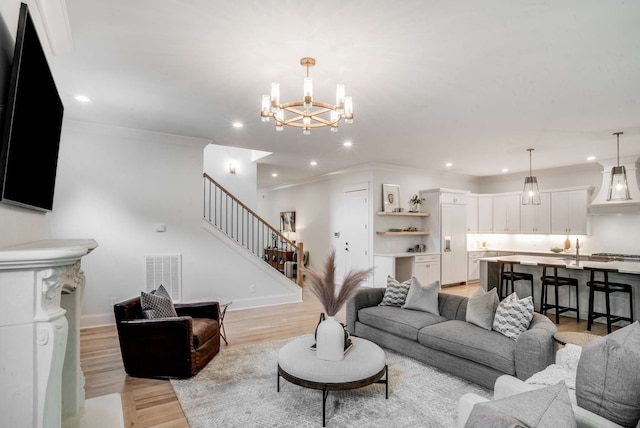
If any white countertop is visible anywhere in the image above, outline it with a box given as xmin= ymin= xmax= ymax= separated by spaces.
xmin=374 ymin=252 xmax=439 ymax=257
xmin=481 ymin=254 xmax=640 ymax=275
xmin=467 ymin=248 xmax=593 ymax=257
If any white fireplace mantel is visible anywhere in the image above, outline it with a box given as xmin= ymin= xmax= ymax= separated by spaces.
xmin=0 ymin=239 xmax=98 ymax=428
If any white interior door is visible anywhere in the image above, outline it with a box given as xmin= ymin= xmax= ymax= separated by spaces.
xmin=339 ymin=187 xmax=370 ymax=285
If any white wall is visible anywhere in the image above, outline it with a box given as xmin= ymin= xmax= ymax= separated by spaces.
xmin=50 ymin=121 xmax=299 ymax=326
xmin=203 ymin=143 xmax=258 ymax=210
xmin=258 ymin=163 xmax=480 ymax=271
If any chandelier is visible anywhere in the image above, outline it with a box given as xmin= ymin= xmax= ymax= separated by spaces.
xmin=261 ymin=57 xmax=353 ymax=135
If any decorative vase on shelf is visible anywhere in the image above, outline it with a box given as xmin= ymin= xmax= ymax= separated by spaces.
xmin=316 ymin=316 xmax=345 ymax=361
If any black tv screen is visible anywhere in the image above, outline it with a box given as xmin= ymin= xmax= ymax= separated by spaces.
xmin=0 ymin=3 xmax=64 ymax=212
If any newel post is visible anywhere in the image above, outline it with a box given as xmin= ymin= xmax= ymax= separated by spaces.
xmin=296 ymin=242 xmax=304 ymax=286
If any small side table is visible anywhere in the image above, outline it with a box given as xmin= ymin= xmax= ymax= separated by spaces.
xmin=212 ymin=298 xmax=232 ymax=345
xmin=553 ymin=331 xmax=600 ymax=347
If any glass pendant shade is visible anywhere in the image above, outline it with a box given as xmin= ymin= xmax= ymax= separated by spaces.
xmin=607 ymin=165 xmax=631 ymax=201
xmin=606 ymin=132 xmax=631 ymax=201
xmin=522 ymin=148 xmax=541 ymax=205
xmin=522 ymin=176 xmax=541 ymax=205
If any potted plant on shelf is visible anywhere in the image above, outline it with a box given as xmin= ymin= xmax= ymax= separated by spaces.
xmin=304 ymin=248 xmax=373 ymax=361
xmin=409 ymin=194 xmax=425 ymax=212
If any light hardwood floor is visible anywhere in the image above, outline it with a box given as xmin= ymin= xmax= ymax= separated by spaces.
xmin=81 ymin=283 xmax=613 ymax=427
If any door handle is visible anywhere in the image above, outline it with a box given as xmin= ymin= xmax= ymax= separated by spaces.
xmin=444 ymin=236 xmax=451 ymax=252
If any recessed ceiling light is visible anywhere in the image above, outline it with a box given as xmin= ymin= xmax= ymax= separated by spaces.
xmin=271 ymin=172 xmax=278 ymax=177
xmin=502 ymin=168 xmax=509 ymax=173
xmin=74 ymin=95 xmax=91 ymax=103
xmin=445 ymin=162 xmax=453 ymax=167
xmin=232 ymin=122 xmax=243 ymax=128
xmin=343 ymin=141 xmax=352 ymax=147
xmin=310 ymin=161 xmax=318 ymax=166
xmin=587 ymin=156 xmax=596 ymax=161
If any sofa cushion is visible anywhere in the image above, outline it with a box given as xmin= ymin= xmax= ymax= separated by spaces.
xmin=465 ymin=382 xmax=576 ymax=428
xmin=379 ymin=276 xmax=411 ymax=307
xmin=402 ymin=278 xmax=440 ymax=315
xmin=418 ymin=320 xmax=516 ymax=374
xmin=192 ymin=318 xmax=219 ymax=349
xmin=576 ymin=321 xmax=640 ymax=427
xmin=493 ymin=293 xmax=534 ymax=340
xmin=466 ymin=287 xmax=499 ymax=330
xmin=358 ymin=305 xmax=447 ymax=341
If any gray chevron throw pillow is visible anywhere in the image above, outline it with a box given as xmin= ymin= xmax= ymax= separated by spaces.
xmin=379 ymin=276 xmax=411 ymax=307
xmin=492 ymin=292 xmax=534 ymax=340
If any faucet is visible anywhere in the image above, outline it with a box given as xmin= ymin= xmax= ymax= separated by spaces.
xmin=575 ymin=239 xmax=580 ymax=266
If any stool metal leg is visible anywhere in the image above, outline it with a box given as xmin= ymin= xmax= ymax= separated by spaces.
xmin=587 ymin=270 xmax=595 ymax=331
xmin=554 ymin=268 xmax=560 ymax=325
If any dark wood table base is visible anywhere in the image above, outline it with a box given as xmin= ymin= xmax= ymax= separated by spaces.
xmin=277 ymin=364 xmax=389 ymax=427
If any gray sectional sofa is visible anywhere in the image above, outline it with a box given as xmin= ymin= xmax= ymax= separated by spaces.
xmin=346 ymin=288 xmax=557 ymax=389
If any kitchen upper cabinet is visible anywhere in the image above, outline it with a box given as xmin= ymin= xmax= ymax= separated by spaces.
xmin=478 ymin=196 xmax=493 ymax=233
xmin=521 ymin=192 xmax=551 ymax=234
xmin=466 ymin=195 xmax=478 ymax=233
xmin=493 ymin=195 xmax=521 ymax=233
xmin=441 ymin=192 xmax=466 ymax=205
xmin=551 ymin=189 xmax=589 ymax=235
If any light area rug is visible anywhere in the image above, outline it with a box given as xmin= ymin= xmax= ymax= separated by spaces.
xmin=171 ymin=335 xmax=492 ymax=428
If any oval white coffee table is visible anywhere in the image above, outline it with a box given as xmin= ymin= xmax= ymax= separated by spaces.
xmin=277 ymin=335 xmax=388 ymax=427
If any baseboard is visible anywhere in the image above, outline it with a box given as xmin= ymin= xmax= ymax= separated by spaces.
xmin=80 ymin=313 xmax=115 ymax=329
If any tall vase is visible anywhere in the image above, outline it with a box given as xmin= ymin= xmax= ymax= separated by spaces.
xmin=316 ymin=316 xmax=345 ymax=361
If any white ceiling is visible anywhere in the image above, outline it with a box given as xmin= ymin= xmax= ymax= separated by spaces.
xmin=49 ymin=0 xmax=640 ymax=188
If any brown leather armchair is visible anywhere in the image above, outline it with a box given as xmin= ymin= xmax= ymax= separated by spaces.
xmin=114 ymin=297 xmax=220 ymax=378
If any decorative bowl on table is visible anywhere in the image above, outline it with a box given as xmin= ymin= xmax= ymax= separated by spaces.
xmin=550 ymin=247 xmax=563 ymax=253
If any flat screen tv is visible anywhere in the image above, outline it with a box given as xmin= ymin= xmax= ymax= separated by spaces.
xmin=0 ymin=3 xmax=64 ymax=212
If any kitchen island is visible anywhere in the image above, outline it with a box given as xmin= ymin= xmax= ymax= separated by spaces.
xmin=480 ymin=255 xmax=640 ymax=327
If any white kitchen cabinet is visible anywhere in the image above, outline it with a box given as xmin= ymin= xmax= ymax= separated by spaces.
xmin=551 ymin=189 xmax=589 ymax=235
xmin=413 ymin=254 xmax=441 ymax=286
xmin=466 ymin=195 xmax=478 ymax=233
xmin=493 ymin=194 xmax=521 ymax=233
xmin=441 ymin=192 xmax=466 ymax=205
xmin=478 ymin=196 xmax=493 ymax=233
xmin=521 ymin=192 xmax=551 ymax=234
xmin=467 ymin=251 xmax=485 ymax=282
xmin=373 ymin=255 xmax=413 ymax=287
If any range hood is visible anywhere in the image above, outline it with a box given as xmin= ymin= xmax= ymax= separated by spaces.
xmin=588 ymin=156 xmax=640 ymax=215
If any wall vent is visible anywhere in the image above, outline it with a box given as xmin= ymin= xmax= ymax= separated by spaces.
xmin=145 ymin=253 xmax=182 ymax=302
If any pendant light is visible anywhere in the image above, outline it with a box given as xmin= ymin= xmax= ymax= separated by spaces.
xmin=607 ymin=132 xmax=631 ymax=201
xmin=522 ymin=148 xmax=541 ymax=205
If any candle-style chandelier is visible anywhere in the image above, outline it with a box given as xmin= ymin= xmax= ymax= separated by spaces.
xmin=261 ymin=57 xmax=353 ymax=135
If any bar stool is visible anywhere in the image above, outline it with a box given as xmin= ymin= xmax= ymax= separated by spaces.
xmin=499 ymin=262 xmax=535 ymax=304
xmin=539 ymin=265 xmax=579 ymax=324
xmin=586 ymin=267 xmax=634 ymax=334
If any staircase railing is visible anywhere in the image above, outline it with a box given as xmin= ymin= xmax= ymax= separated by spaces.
xmin=203 ymin=173 xmax=304 ymax=286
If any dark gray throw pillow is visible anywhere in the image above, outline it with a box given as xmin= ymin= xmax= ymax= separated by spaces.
xmin=576 ymin=321 xmax=640 ymax=427
xmin=466 ymin=382 xmax=576 ymax=428
xmin=141 ymin=285 xmax=177 ymax=319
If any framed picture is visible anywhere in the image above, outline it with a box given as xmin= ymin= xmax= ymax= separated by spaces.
xmin=280 ymin=211 xmax=296 ymax=232
xmin=382 ymin=184 xmax=400 ymax=212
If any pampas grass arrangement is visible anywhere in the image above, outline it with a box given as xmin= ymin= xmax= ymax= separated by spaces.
xmin=304 ymin=248 xmax=374 ymax=316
